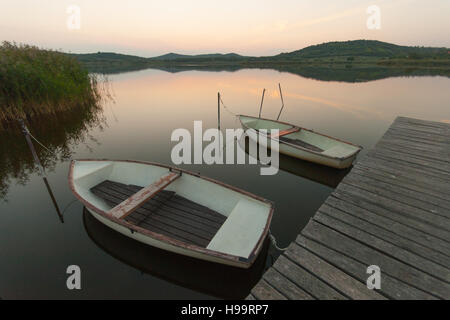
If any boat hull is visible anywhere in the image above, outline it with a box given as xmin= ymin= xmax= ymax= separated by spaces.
xmin=86 ymin=208 xmax=250 ymax=268
xmin=241 ymin=116 xmax=361 ymax=169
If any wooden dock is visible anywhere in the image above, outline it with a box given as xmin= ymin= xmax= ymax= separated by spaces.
xmin=248 ymin=116 xmax=450 ymax=300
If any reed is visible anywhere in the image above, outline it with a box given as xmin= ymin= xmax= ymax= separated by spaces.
xmin=0 ymin=41 xmax=102 ymax=129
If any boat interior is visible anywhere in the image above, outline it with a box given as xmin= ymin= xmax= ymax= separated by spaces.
xmin=72 ymin=161 xmax=272 ymax=259
xmin=240 ymin=115 xmax=361 ymax=158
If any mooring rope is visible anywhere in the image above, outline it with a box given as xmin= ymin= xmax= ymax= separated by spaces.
xmin=219 ymin=95 xmax=239 ymax=118
xmin=26 ymin=130 xmax=55 ymax=154
xmin=268 ymin=230 xmax=289 ymax=251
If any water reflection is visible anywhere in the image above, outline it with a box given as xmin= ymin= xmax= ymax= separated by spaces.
xmin=92 ymin=64 xmax=450 ymax=83
xmin=83 ymin=208 xmax=268 ymax=299
xmin=0 ymin=102 xmax=105 ymax=201
xmin=42 ymin=177 xmax=64 ymax=223
xmin=237 ymin=137 xmax=350 ymax=187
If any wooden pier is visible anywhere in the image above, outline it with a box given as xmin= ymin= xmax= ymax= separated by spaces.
xmin=248 ymin=116 xmax=450 ymax=300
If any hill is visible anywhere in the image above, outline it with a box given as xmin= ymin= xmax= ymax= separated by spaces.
xmin=69 ymin=40 xmax=450 ymax=75
xmin=274 ymin=40 xmax=448 ymax=60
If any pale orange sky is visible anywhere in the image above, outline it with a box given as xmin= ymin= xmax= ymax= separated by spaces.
xmin=1 ymin=0 xmax=449 ymax=56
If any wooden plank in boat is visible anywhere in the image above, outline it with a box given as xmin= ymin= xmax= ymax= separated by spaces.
xmin=104 ymin=181 xmax=226 ymax=227
xmin=90 ymin=187 xmax=212 ymax=245
xmin=279 ymin=136 xmax=324 ymax=152
xmin=125 ymin=184 xmax=227 ymax=224
xmin=90 ymin=180 xmax=227 ymax=248
xmin=108 ymin=172 xmax=180 ymax=219
xmin=270 ymin=127 xmax=300 ymax=139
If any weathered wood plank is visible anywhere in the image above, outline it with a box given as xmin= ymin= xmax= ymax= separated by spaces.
xmin=315 ymin=209 xmax=450 ymax=280
xmin=335 ymin=183 xmax=450 ymax=234
xmin=326 ymin=196 xmax=450 ymax=256
xmin=295 ymin=235 xmax=436 ymax=299
xmin=273 ymin=255 xmax=347 ymax=300
xmin=251 ymin=279 xmax=287 ymax=300
xmin=352 ymin=165 xmax=450 ymax=201
xmin=285 ymin=243 xmax=386 ymax=300
xmin=375 ymin=141 xmax=450 ymax=164
xmin=368 ymin=149 xmax=450 ymax=174
xmin=357 ymin=153 xmax=450 ymax=182
xmin=332 ymin=189 xmax=450 ymax=243
xmin=263 ymin=268 xmax=314 ymax=300
xmin=396 ymin=117 xmax=450 ymax=130
xmin=109 ymin=172 xmax=180 ymax=219
xmin=302 ymin=220 xmax=450 ymax=299
xmin=342 ymin=172 xmax=450 ymax=214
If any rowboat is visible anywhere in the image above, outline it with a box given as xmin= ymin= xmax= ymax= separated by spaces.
xmin=238 ymin=115 xmax=362 ymax=169
xmin=69 ymin=159 xmax=274 ymax=268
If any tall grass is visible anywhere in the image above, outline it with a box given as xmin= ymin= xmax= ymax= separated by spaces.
xmin=0 ymin=41 xmax=102 ymax=128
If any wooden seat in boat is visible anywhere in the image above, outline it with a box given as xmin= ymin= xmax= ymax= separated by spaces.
xmin=90 ymin=180 xmax=227 ymax=248
xmin=108 ymin=172 xmax=180 ymax=219
xmin=270 ymin=126 xmax=300 ymax=138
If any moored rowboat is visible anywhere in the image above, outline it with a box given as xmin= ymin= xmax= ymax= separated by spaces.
xmin=238 ymin=115 xmax=362 ymax=169
xmin=69 ymin=159 xmax=273 ymax=268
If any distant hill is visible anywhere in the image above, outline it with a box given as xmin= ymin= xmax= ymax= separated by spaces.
xmin=275 ymin=40 xmax=448 ymax=59
xmin=69 ymin=40 xmax=449 ymax=75
xmin=151 ymin=52 xmax=245 ymax=61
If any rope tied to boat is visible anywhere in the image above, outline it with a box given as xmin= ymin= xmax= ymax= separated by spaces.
xmin=268 ymin=230 xmax=289 ymax=251
xmin=219 ymin=95 xmax=239 ymax=118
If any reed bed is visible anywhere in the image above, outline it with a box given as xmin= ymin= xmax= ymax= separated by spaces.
xmin=0 ymin=41 xmax=102 ymax=129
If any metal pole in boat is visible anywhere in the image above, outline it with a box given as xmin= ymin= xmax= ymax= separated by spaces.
xmin=258 ymin=88 xmax=266 ymax=118
xmin=19 ymin=119 xmax=46 ymax=178
xmin=276 ymin=83 xmax=285 ymax=120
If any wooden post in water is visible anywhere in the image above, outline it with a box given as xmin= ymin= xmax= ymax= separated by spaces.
xmin=217 ymin=92 xmax=221 ymax=132
xmin=276 ymin=83 xmax=285 ymax=120
xmin=19 ymin=119 xmax=46 ymax=177
xmin=19 ymin=119 xmax=64 ymax=223
xmin=258 ymin=88 xmax=266 ymax=118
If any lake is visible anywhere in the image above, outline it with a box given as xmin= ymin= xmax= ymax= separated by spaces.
xmin=0 ymin=68 xmax=449 ymax=299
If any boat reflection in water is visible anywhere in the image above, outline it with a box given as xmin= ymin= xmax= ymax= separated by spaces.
xmin=278 ymin=153 xmax=351 ymax=188
xmin=238 ymin=136 xmax=351 ymax=188
xmin=83 ymin=207 xmax=269 ymax=299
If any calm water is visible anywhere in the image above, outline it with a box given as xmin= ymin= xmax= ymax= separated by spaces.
xmin=1 ymin=68 xmax=449 ymax=299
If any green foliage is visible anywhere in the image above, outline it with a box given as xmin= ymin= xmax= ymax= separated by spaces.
xmin=276 ymin=40 xmax=448 ymax=59
xmin=0 ymin=42 xmax=101 ymax=127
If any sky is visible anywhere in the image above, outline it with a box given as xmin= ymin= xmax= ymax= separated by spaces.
xmin=1 ymin=0 xmax=449 ymax=57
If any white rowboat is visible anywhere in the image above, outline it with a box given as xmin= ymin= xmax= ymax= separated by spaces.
xmin=239 ymin=115 xmax=362 ymax=169
xmin=69 ymin=159 xmax=274 ymax=268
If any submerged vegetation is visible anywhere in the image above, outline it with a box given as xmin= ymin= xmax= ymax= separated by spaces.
xmin=0 ymin=42 xmax=103 ymax=129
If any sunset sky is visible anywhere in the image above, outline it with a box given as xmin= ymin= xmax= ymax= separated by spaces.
xmin=1 ymin=0 xmax=449 ymax=57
